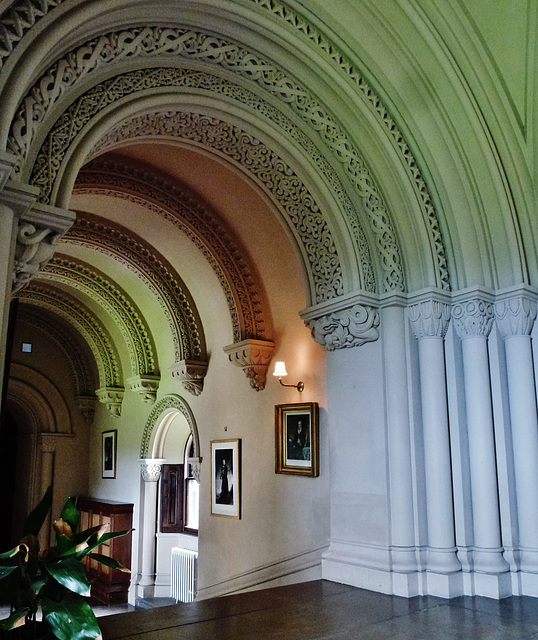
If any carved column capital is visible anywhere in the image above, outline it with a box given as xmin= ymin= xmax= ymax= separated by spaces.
xmin=39 ymin=434 xmax=57 ymax=454
xmin=452 ymin=298 xmax=494 ymax=339
xmin=306 ymin=304 xmax=379 ymax=350
xmin=223 ymin=339 xmax=274 ymax=391
xmin=407 ymin=299 xmax=451 ymax=339
xmin=75 ymin=395 xmax=97 ymax=424
xmin=495 ymin=295 xmax=537 ymax=338
xmin=11 ymin=202 xmax=75 ymax=294
xmin=188 ymin=457 xmax=203 ymax=484
xmin=96 ymin=386 xmax=125 ymax=417
xmin=127 ymin=375 xmax=160 ymax=404
xmin=170 ymin=359 xmax=208 ymax=396
xmin=141 ymin=459 xmax=164 ymax=483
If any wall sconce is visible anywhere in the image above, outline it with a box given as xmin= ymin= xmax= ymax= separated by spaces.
xmin=273 ymin=361 xmax=304 ymax=392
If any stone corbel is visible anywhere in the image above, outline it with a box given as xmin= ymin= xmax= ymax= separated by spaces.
xmin=75 ymin=395 xmax=97 ymax=424
xmin=12 ymin=201 xmax=76 ymax=294
xmin=96 ymin=386 xmax=125 ymax=417
xmin=223 ymin=339 xmax=275 ymax=391
xmin=301 ymin=298 xmax=380 ymax=350
xmin=170 ymin=360 xmax=208 ymax=396
xmin=127 ymin=374 xmax=160 ymax=404
xmin=187 ymin=456 xmax=203 ymax=484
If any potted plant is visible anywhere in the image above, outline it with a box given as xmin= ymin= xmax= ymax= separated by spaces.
xmin=0 ymin=487 xmax=130 ymax=639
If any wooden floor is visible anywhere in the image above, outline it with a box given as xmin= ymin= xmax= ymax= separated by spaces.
xmin=99 ymin=579 xmax=538 ymax=639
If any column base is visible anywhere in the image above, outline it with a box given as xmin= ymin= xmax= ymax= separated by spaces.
xmin=520 ymin=571 xmax=538 ymax=596
xmin=473 ymin=571 xmax=512 ymax=598
xmin=425 ymin=570 xmax=463 ymax=598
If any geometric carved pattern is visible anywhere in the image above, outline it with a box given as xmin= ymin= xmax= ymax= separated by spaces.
xmin=63 ymin=212 xmax=206 ymax=365
xmin=2 ymin=9 xmax=448 ymax=293
xmin=41 ymin=254 xmax=158 ymax=377
xmin=75 ymin=158 xmax=271 ymax=343
xmin=17 ymin=282 xmax=122 ymax=389
xmin=17 ymin=304 xmax=98 ymax=398
xmin=140 ymin=393 xmax=201 ymax=461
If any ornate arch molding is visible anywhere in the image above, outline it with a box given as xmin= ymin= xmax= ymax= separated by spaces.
xmin=40 ymin=254 xmax=160 ymax=400
xmin=140 ymin=394 xmax=201 ymax=479
xmin=63 ymin=211 xmax=209 ymax=395
xmin=74 ymin=157 xmax=272 ymax=344
xmin=17 ymin=304 xmax=98 ymax=420
xmin=17 ymin=281 xmax=127 ymax=416
xmin=7 ymin=362 xmax=71 ymax=433
xmin=0 ymin=5 xmax=449 ymax=296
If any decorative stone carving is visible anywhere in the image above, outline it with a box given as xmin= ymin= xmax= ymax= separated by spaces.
xmin=127 ymin=375 xmax=160 ymax=404
xmin=13 ymin=223 xmax=60 ymax=293
xmin=307 ymin=304 xmax=380 ymax=350
xmin=75 ymin=395 xmax=97 ymax=424
xmin=20 ymin=283 xmax=121 ymax=388
xmin=141 ymin=460 xmax=163 ymax=483
xmin=188 ymin=457 xmax=202 ymax=484
xmin=170 ymin=360 xmax=208 ymax=396
xmin=39 ymin=433 xmax=57 ymax=454
xmin=495 ymin=295 xmax=537 ymax=338
xmin=407 ymin=300 xmax=451 ymax=339
xmin=96 ymin=386 xmax=125 ymax=417
xmin=44 ymin=255 xmax=157 ymax=376
xmin=453 ymin=298 xmax=494 ymax=339
xmin=65 ymin=214 xmax=204 ymax=363
xmin=75 ymin=159 xmax=271 ymax=343
xmin=223 ymin=339 xmax=275 ymax=391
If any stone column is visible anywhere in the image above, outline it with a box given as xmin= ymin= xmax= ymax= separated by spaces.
xmin=496 ymin=292 xmax=538 ymax=593
xmin=138 ymin=459 xmax=164 ymax=598
xmin=382 ymin=301 xmax=417 ymax=595
xmin=408 ymin=299 xmax=462 ymax=596
xmin=453 ymin=296 xmax=510 ymax=597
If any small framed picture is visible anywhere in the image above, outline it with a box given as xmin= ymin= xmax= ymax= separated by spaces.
xmin=211 ymin=439 xmax=241 ymax=518
xmin=275 ymin=403 xmax=319 ymax=477
xmin=102 ymin=430 xmax=117 ymax=479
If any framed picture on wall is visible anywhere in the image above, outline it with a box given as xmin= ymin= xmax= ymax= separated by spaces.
xmin=275 ymin=402 xmax=319 ymax=477
xmin=102 ymin=430 xmax=117 ymax=479
xmin=211 ymin=439 xmax=241 ymax=518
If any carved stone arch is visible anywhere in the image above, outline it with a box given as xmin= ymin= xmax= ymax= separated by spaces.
xmin=40 ymin=254 xmax=159 ymax=378
xmin=17 ymin=282 xmax=122 ymax=389
xmin=16 ymin=303 xmax=98 ymax=398
xmin=140 ymin=393 xmax=201 ymax=464
xmin=0 ymin=4 xmax=449 ymax=296
xmin=74 ymin=157 xmax=272 ymax=343
xmin=63 ymin=211 xmax=207 ymax=373
xmin=7 ymin=363 xmax=71 ymax=434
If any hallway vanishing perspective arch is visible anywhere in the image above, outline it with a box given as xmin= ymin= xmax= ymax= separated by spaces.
xmin=1 ymin=0 xmax=538 ymax=604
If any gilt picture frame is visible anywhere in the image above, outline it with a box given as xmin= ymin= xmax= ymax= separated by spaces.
xmin=102 ymin=429 xmax=117 ymax=479
xmin=211 ymin=439 xmax=241 ymax=518
xmin=275 ymin=402 xmax=319 ymax=477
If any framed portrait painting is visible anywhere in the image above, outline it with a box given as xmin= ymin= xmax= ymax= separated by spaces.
xmin=275 ymin=402 xmax=319 ymax=477
xmin=102 ymin=430 xmax=117 ymax=479
xmin=211 ymin=439 xmax=241 ymax=518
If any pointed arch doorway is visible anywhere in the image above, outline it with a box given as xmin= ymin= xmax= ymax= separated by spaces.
xmin=138 ymin=395 xmax=201 ymax=601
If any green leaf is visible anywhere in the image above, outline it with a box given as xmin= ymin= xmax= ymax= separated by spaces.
xmin=0 ymin=545 xmax=24 ymax=563
xmin=0 ymin=565 xmax=18 ymax=580
xmin=87 ymin=553 xmax=129 ymax=572
xmin=0 ymin=608 xmax=29 ymax=631
xmin=45 ymin=559 xmax=91 ymax=597
xmin=42 ymin=597 xmax=102 ymax=640
xmin=59 ymin=497 xmax=80 ymax=532
xmin=23 ymin=486 xmax=53 ymax=538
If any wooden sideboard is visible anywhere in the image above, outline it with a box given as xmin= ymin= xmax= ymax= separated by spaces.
xmin=77 ymin=497 xmax=133 ymax=605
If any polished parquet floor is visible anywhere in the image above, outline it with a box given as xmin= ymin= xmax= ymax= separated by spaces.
xmin=99 ymin=579 xmax=538 ymax=640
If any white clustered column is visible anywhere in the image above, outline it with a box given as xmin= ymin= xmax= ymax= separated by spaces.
xmin=408 ymin=299 xmax=462 ymax=597
xmin=453 ymin=297 xmax=510 ymax=597
xmin=383 ymin=302 xmax=418 ymax=594
xmin=138 ymin=459 xmax=163 ymax=598
xmin=496 ymin=292 xmax=538 ymax=594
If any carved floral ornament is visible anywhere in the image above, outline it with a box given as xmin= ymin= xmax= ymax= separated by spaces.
xmin=1 ymin=1 xmax=449 ymax=294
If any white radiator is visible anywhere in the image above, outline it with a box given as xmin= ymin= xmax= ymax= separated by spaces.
xmin=171 ymin=547 xmax=197 ymax=603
